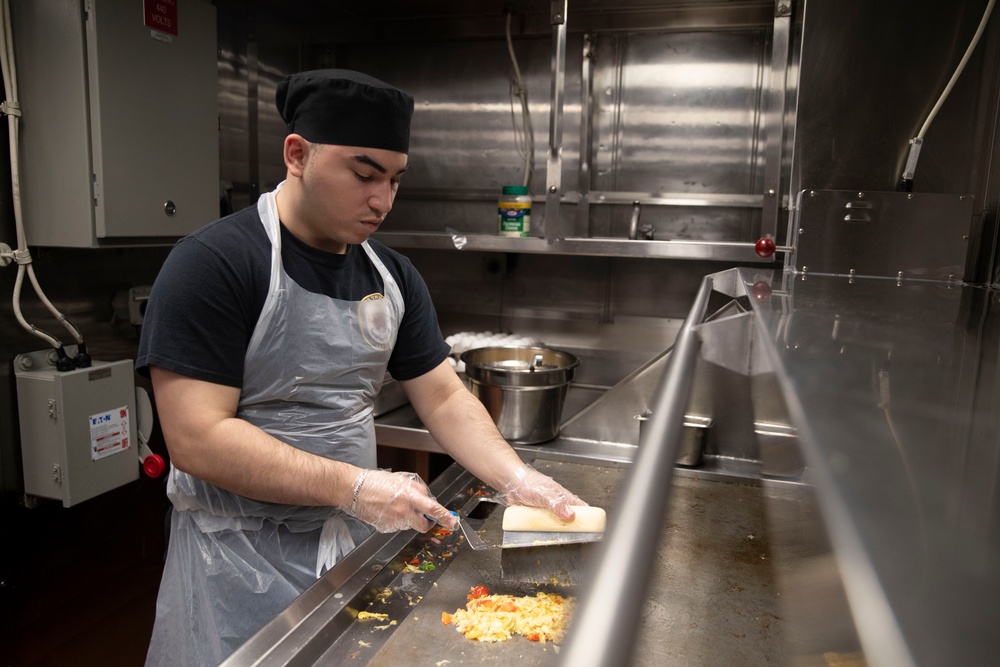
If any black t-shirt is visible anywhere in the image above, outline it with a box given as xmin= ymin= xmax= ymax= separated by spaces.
xmin=136 ymin=204 xmax=451 ymax=387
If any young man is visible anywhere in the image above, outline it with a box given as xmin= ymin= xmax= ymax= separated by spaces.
xmin=137 ymin=69 xmax=584 ymax=666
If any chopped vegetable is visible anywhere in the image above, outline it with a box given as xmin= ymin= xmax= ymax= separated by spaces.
xmin=468 ymin=585 xmax=490 ymax=600
xmin=442 ymin=611 xmax=453 ymax=625
xmin=407 ymin=556 xmax=421 ymax=566
xmin=419 ymin=561 xmax=436 ymax=571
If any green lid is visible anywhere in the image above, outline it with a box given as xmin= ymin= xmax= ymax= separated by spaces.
xmin=502 ymin=185 xmax=529 ymax=195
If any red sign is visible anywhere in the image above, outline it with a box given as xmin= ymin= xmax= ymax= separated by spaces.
xmin=144 ymin=0 xmax=178 ymax=36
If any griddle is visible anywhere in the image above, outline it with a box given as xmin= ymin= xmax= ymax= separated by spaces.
xmin=231 ymin=456 xmax=792 ymax=666
xmin=311 ymin=459 xmax=623 ymax=665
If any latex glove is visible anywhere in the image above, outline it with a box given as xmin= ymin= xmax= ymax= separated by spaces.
xmin=497 ymin=464 xmax=588 ymax=521
xmin=348 ymin=469 xmax=459 ymax=533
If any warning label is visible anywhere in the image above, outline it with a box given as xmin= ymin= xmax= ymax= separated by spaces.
xmin=90 ymin=406 xmax=131 ymax=461
xmin=144 ymin=0 xmax=178 ymax=37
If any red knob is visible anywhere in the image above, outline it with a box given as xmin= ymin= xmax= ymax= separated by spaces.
xmin=751 ymin=281 xmax=773 ymax=301
xmin=755 ymin=237 xmax=777 ymax=258
xmin=143 ymin=453 xmax=166 ymax=478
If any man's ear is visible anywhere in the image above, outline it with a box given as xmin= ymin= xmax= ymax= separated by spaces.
xmin=284 ymin=134 xmax=308 ymax=176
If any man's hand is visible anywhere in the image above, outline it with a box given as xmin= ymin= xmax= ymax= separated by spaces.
xmin=349 ymin=469 xmax=459 ymax=533
xmin=497 ymin=464 xmax=587 ymax=521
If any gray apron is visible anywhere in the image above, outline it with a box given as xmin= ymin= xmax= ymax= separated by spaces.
xmin=145 ymin=183 xmax=403 ymax=666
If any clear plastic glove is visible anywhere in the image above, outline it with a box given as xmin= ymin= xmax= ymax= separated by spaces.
xmin=348 ymin=469 xmax=458 ymax=533
xmin=497 ymin=464 xmax=588 ymax=521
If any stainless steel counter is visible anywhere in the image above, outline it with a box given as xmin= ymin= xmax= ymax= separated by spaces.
xmin=373 ymin=383 xmax=608 ymax=454
xmin=220 ymin=452 xmax=798 ymax=667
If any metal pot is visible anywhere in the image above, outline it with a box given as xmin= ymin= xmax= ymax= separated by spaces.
xmin=460 ymin=345 xmax=580 ymax=444
xmin=634 ymin=412 xmax=711 ymax=466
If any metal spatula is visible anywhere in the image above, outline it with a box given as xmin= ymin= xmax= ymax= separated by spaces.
xmin=450 ymin=496 xmax=504 ymax=551
xmin=455 ymin=513 xmax=491 ymax=551
xmin=500 ymin=506 xmax=606 ymax=585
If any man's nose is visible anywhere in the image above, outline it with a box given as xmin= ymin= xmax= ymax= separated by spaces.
xmin=369 ymin=182 xmax=395 ymax=215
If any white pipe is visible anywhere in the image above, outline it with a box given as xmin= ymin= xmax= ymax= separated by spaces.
xmin=917 ymin=0 xmax=996 ymax=141
xmin=506 ymin=12 xmax=534 ymax=188
xmin=902 ymin=0 xmax=997 ymax=185
xmin=0 ymin=0 xmax=84 ymax=348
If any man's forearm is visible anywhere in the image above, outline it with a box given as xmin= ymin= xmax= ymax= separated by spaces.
xmin=417 ymin=386 xmax=525 ymax=490
xmin=171 ymin=417 xmax=359 ymax=507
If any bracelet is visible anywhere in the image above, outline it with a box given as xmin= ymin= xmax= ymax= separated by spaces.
xmin=350 ymin=469 xmax=369 ymax=515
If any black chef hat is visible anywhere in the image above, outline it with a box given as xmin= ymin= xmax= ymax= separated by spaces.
xmin=276 ymin=69 xmax=414 ymax=153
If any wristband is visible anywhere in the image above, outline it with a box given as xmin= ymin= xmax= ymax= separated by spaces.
xmin=350 ymin=469 xmax=369 ymax=515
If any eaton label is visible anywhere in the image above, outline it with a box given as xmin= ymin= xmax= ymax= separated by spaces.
xmin=90 ymin=406 xmax=131 ymax=461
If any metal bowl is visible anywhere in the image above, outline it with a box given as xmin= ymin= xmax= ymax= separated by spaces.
xmin=461 ymin=346 xmax=580 ymax=444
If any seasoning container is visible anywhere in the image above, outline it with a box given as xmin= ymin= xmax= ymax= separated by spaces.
xmin=498 ymin=185 xmax=531 ymax=237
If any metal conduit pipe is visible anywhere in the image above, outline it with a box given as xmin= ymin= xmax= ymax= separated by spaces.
xmin=559 ymin=274 xmax=714 ymax=666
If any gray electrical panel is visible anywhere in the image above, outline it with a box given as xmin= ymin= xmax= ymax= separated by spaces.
xmin=15 ymin=349 xmax=139 ymax=507
xmin=10 ymin=0 xmax=219 ymax=247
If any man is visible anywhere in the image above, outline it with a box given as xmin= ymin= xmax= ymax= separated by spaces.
xmin=137 ymin=69 xmax=584 ymax=666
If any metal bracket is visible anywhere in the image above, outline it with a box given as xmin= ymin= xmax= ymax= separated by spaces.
xmin=763 ymin=0 xmax=794 ymax=250
xmin=550 ymin=0 xmax=566 ymax=25
xmin=545 ymin=0 xmax=569 ymax=239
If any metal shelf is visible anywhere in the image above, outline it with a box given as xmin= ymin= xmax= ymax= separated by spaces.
xmin=373 ymin=231 xmax=780 ymax=262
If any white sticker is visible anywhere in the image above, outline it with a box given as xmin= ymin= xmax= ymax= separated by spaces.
xmin=150 ymin=30 xmax=174 ymax=44
xmin=90 ymin=406 xmax=131 ymax=461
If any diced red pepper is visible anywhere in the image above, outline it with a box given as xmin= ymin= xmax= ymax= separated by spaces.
xmin=468 ymin=585 xmax=489 ymax=600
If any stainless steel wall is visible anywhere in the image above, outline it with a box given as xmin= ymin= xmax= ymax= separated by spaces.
xmin=8 ymin=0 xmax=996 ymax=492
xmin=212 ymin=1 xmax=781 ymax=330
xmin=587 ymin=28 xmax=768 ymax=241
xmin=2 ymin=0 xmax=998 ymax=508
xmin=794 ymin=0 xmax=1000 ymax=282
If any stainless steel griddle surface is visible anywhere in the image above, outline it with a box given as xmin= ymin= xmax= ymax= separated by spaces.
xmin=305 ymin=458 xmax=788 ymax=666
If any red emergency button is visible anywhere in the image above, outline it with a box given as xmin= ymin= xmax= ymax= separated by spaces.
xmin=755 ymin=237 xmax=777 ymax=258
xmin=143 ymin=453 xmax=166 ymax=478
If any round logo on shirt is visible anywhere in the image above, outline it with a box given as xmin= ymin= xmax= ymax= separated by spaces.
xmin=359 ymin=293 xmax=394 ymax=350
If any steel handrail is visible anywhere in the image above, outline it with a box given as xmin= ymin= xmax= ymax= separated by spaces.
xmin=559 ymin=273 xmax=715 ymax=666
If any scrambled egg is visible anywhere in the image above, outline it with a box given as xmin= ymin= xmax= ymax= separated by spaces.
xmin=356 ymin=611 xmax=389 ymax=621
xmin=442 ymin=588 xmax=574 ymax=643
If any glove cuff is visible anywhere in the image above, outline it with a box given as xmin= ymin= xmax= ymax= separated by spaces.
xmin=350 ymin=468 xmax=369 ymax=514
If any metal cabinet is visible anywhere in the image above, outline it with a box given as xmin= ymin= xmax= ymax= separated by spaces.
xmin=11 ymin=0 xmax=219 ymax=247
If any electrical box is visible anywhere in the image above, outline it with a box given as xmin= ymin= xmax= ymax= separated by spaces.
xmin=15 ymin=349 xmax=139 ymax=507
xmin=10 ymin=0 xmax=219 ymax=247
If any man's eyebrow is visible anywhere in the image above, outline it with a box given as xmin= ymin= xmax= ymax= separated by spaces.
xmin=351 ymin=154 xmax=409 ymax=176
